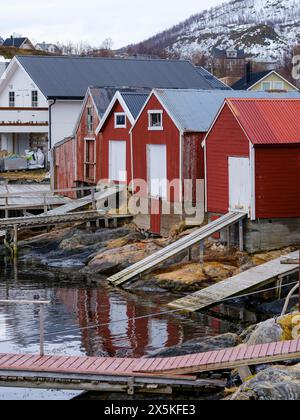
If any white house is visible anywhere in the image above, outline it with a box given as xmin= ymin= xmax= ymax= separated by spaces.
xmin=0 ymin=54 xmax=234 ymax=160
xmin=35 ymin=42 xmax=61 ymax=54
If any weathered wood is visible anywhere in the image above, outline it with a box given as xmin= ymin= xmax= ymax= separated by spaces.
xmin=168 ymin=251 xmax=299 ymax=312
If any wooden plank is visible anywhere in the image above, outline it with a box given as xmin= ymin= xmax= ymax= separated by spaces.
xmin=168 ymin=251 xmax=299 ymax=312
xmin=109 ymin=212 xmax=246 ymax=286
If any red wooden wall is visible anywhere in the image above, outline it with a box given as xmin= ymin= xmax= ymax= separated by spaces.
xmin=76 ymin=95 xmax=100 ymax=184
xmin=96 ymin=101 xmax=132 ymax=184
xmin=53 ymin=137 xmax=77 ymax=198
xmin=255 ymin=146 xmax=300 ymax=218
xmin=183 ymin=132 xmax=205 ymax=204
xmin=132 ymin=95 xmax=181 ymax=203
xmin=205 ymin=104 xmax=250 ymax=214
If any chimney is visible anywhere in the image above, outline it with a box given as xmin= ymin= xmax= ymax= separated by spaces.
xmin=246 ymin=61 xmax=252 ymax=84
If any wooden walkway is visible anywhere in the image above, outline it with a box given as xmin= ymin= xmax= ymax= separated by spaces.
xmin=168 ymin=251 xmax=299 ymax=312
xmin=108 ymin=212 xmax=246 ymax=287
xmin=0 ymin=338 xmax=300 ymax=392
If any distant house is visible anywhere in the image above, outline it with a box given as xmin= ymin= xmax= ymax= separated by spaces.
xmin=2 ymin=37 xmax=35 ymax=50
xmin=35 ymin=42 xmax=61 ymax=54
xmin=212 ymin=48 xmax=246 ymax=78
xmin=232 ymin=69 xmax=299 ymax=92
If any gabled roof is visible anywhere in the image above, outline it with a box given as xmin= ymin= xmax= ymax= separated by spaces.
xmin=3 ymin=38 xmax=29 ymax=48
xmin=96 ymin=91 xmax=149 ymax=134
xmin=196 ymin=67 xmax=231 ymax=90
xmin=14 ymin=55 xmax=219 ymax=100
xmin=227 ymin=98 xmax=300 ymax=145
xmin=136 ymin=89 xmax=300 ymax=133
xmin=231 ymin=70 xmax=298 ymax=91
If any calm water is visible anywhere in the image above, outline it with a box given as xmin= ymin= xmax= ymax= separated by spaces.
xmin=0 ymin=265 xmax=257 ymax=400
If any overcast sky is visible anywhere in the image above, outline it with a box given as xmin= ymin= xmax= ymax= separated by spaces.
xmin=1 ymin=0 xmax=224 ymax=48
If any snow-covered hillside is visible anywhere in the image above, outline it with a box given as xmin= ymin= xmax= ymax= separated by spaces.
xmin=127 ymin=0 xmax=300 ymax=60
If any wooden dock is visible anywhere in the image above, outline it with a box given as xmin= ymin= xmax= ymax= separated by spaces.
xmin=168 ymin=251 xmax=299 ymax=312
xmin=0 ymin=338 xmax=300 ymax=392
xmin=108 ymin=212 xmax=246 ymax=287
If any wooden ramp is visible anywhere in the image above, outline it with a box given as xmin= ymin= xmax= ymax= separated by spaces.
xmin=45 ymin=185 xmax=122 ymax=216
xmin=168 ymin=251 xmax=299 ymax=312
xmin=0 ymin=338 xmax=299 ymax=391
xmin=108 ymin=212 xmax=246 ymax=287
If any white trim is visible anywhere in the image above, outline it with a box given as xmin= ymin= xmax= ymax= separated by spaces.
xmin=204 ymin=141 xmax=208 ymax=213
xmin=247 ymin=71 xmax=299 ymax=92
xmin=202 ymin=101 xmax=227 ymax=148
xmin=130 ymin=130 xmax=134 ymax=192
xmin=95 ymin=91 xmax=135 ymax=135
xmin=179 ymin=132 xmax=183 ymax=203
xmin=130 ymin=89 xmax=184 ymax=134
xmin=114 ymin=112 xmax=127 ymax=128
xmin=148 ymin=109 xmax=164 ymax=131
xmin=250 ymin=143 xmax=256 ymax=221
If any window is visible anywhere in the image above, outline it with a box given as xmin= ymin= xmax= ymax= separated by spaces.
xmin=9 ymin=91 xmax=15 ymax=108
xmin=114 ymin=113 xmax=126 ymax=128
xmin=32 ymin=90 xmax=38 ymax=108
xmin=273 ymin=81 xmax=284 ymax=91
xmin=148 ymin=111 xmax=163 ymax=130
xmin=261 ymin=81 xmax=272 ymax=91
xmin=87 ymin=107 xmax=93 ymax=132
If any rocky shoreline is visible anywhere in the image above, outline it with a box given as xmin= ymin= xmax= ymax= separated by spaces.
xmin=2 ymin=223 xmax=300 ymax=400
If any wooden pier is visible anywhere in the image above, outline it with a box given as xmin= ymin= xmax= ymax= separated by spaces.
xmin=108 ymin=212 xmax=246 ymax=287
xmin=168 ymin=251 xmax=299 ymax=312
xmin=0 ymin=338 xmax=300 ymax=393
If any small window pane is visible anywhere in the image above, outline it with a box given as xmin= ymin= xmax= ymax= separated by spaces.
xmin=150 ymin=113 xmax=162 ymax=128
xmin=9 ymin=92 xmax=15 ymax=107
xmin=87 ymin=108 xmax=93 ymax=132
xmin=115 ymin=114 xmax=126 ymax=127
xmin=262 ymin=81 xmax=272 ymax=91
xmin=273 ymin=81 xmax=284 ymax=90
xmin=32 ymin=91 xmax=38 ymax=107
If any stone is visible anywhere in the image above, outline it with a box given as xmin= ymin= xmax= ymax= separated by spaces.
xmin=87 ymin=240 xmax=163 ymax=276
xmin=202 ymin=262 xmax=237 ymax=282
xmin=230 ymin=364 xmax=300 ymax=400
xmin=149 ymin=333 xmax=241 ymax=358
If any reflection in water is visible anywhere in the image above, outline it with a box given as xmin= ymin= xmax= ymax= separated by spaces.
xmin=0 ymin=266 xmax=259 ymax=399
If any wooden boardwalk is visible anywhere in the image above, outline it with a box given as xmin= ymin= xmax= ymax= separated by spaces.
xmin=108 ymin=212 xmax=246 ymax=287
xmin=0 ymin=338 xmax=300 ymax=392
xmin=168 ymin=251 xmax=299 ymax=312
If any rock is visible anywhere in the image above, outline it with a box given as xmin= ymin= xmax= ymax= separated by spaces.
xmin=87 ymin=240 xmax=163 ymax=275
xmin=230 ymin=364 xmax=300 ymax=400
xmin=106 ymin=231 xmax=145 ymax=249
xmin=151 ymin=262 xmax=209 ymax=292
xmin=242 ymin=313 xmax=300 ymax=345
xmin=149 ymin=333 xmax=241 ymax=358
xmin=252 ymin=247 xmax=296 ymax=266
xmin=202 ymin=262 xmax=237 ymax=282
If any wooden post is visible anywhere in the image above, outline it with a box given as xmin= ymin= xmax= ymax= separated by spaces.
xmin=299 ymin=249 xmax=300 ymax=313
xmin=238 ymin=366 xmax=252 ymax=382
xmin=91 ymin=187 xmax=97 ymax=211
xmin=188 ymin=248 xmax=192 ymax=261
xmin=239 ymin=219 xmax=244 ymax=252
xmin=200 ymin=241 xmax=205 ymax=264
xmin=39 ymin=304 xmax=45 ymax=357
xmin=13 ymin=225 xmax=18 ymax=259
xmin=226 ymin=227 xmax=230 ymax=250
xmin=43 ymin=193 xmax=48 ymax=214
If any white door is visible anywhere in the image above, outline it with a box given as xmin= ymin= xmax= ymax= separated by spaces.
xmin=229 ymin=157 xmax=250 ymax=213
xmin=109 ymin=141 xmax=127 ymax=182
xmin=148 ymin=144 xmax=167 ymax=199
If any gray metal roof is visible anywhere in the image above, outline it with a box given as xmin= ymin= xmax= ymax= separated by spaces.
xmin=3 ymin=38 xmax=27 ymax=48
xmin=196 ymin=67 xmax=231 ymax=90
xmin=121 ymin=92 xmax=149 ymax=118
xmin=154 ymin=89 xmax=300 ymax=132
xmin=16 ymin=56 xmax=217 ymax=99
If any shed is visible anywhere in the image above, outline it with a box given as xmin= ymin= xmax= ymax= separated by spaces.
xmin=203 ymin=98 xmax=300 ymax=251
xmin=131 ymin=90 xmax=300 ymax=235
xmin=95 ymin=91 xmax=149 ymax=184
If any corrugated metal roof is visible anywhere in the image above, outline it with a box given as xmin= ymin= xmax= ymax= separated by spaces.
xmin=89 ymin=87 xmax=118 ymax=117
xmin=154 ymin=89 xmax=300 ymax=132
xmin=3 ymin=38 xmax=27 ymax=48
xmin=16 ymin=56 xmax=217 ymax=99
xmin=196 ymin=67 xmax=231 ymax=90
xmin=227 ymin=98 xmax=300 ymax=145
xmin=121 ymin=92 xmax=149 ymax=119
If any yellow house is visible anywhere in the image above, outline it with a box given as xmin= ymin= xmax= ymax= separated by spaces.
xmin=232 ymin=70 xmax=299 ymax=92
